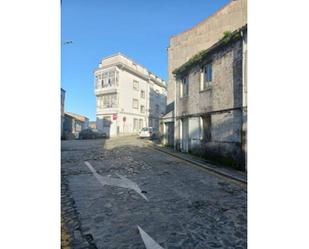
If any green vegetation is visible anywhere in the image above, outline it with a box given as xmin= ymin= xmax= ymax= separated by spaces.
xmin=172 ymin=30 xmax=242 ymax=76
xmin=61 ymin=217 xmax=72 ymax=249
xmin=189 ymin=148 xmax=242 ymax=171
xmin=221 ymin=30 xmax=241 ymax=44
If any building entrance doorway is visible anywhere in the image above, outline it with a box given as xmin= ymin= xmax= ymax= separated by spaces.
xmin=181 ymin=118 xmax=189 ymax=152
xmin=165 ymin=122 xmax=174 ymax=146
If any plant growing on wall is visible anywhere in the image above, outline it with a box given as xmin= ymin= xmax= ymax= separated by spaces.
xmin=172 ymin=29 xmax=242 ymax=77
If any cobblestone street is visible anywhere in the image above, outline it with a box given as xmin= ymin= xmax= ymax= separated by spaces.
xmin=61 ymin=136 xmax=247 ymax=249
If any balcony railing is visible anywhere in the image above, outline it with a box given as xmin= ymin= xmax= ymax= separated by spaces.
xmin=95 ymin=86 xmax=118 ymax=95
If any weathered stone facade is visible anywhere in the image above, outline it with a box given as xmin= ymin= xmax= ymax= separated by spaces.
xmin=61 ymin=88 xmax=65 ymax=138
xmin=174 ymin=27 xmax=247 ymax=170
xmin=167 ymin=0 xmax=247 ymax=105
xmin=161 ymin=0 xmax=247 ymax=169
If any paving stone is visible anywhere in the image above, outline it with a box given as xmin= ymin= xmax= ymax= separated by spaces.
xmin=61 ymin=137 xmax=247 ymax=248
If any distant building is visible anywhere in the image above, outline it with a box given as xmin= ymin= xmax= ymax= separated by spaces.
xmin=94 ymin=53 xmax=167 ymax=137
xmin=63 ymin=112 xmax=89 ymax=139
xmin=61 ymin=88 xmax=65 ymax=138
xmin=89 ymin=121 xmax=96 ymax=129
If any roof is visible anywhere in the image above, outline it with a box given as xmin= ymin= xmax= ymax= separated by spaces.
xmin=97 ymin=52 xmax=166 ymax=87
xmin=65 ymin=112 xmax=89 ymax=122
xmin=173 ymin=25 xmax=247 ymax=77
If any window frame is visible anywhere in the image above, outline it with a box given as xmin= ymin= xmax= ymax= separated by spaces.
xmin=133 ymin=80 xmax=139 ymax=90
xmin=200 ymin=63 xmax=212 ymax=91
xmin=180 ymin=76 xmax=189 ymax=98
xmin=140 ymin=90 xmax=145 ymax=98
xmin=97 ymin=93 xmax=118 ymax=109
xmin=140 ymin=105 xmax=145 ymax=113
xmin=96 ymin=70 xmax=119 ymax=89
xmin=132 ymin=98 xmax=139 ymax=109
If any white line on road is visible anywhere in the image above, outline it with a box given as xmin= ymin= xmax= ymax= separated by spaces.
xmin=84 ymin=161 xmax=148 ymax=201
xmin=138 ymin=226 xmax=164 ymax=249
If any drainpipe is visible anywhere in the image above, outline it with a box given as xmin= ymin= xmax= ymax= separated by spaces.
xmin=240 ymin=29 xmax=247 ymax=171
xmin=146 ymin=78 xmax=150 ymax=127
xmin=173 ymin=75 xmax=177 ymax=151
xmin=241 ymin=30 xmax=247 ymax=108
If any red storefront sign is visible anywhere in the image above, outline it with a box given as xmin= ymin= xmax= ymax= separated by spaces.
xmin=112 ymin=114 xmax=117 ymax=120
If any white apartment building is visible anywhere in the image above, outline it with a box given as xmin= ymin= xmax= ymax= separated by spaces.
xmin=94 ymin=53 xmax=167 ymax=137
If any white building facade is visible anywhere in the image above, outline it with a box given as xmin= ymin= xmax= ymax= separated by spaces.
xmin=94 ymin=53 xmax=167 ymax=137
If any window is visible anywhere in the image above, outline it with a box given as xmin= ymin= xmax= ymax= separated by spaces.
xmin=95 ymin=74 xmax=102 ymax=89
xmin=133 ymin=98 xmax=139 ymax=109
xmin=103 ymin=116 xmax=111 ymax=127
xmin=200 ymin=115 xmax=211 ymax=141
xmin=180 ymin=76 xmax=189 ymax=97
xmin=140 ymin=90 xmax=145 ymax=98
xmin=133 ymin=80 xmax=139 ymax=90
xmin=140 ymin=105 xmax=145 ymax=113
xmin=96 ymin=70 xmax=118 ymax=89
xmin=201 ymin=64 xmax=212 ymax=90
xmin=97 ymin=94 xmax=117 ymax=109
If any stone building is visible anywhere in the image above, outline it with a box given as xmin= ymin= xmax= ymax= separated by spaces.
xmin=94 ymin=53 xmax=167 ymax=137
xmin=162 ymin=0 xmax=247 ymax=148
xmin=172 ymin=26 xmax=247 ymax=170
xmin=61 ymin=88 xmax=65 ymax=138
xmin=63 ymin=112 xmax=89 ymax=139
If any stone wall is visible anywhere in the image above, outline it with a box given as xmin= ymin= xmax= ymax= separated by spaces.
xmin=167 ymin=0 xmax=247 ymax=105
xmin=176 ymin=39 xmax=243 ymax=117
xmin=175 ymin=36 xmax=245 ymax=169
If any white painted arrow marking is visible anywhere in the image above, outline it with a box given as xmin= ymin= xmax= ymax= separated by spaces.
xmin=85 ymin=161 xmax=148 ymax=201
xmin=138 ymin=226 xmax=164 ymax=249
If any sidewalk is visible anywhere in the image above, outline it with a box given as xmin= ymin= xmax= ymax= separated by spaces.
xmin=147 ymin=140 xmax=247 ymax=184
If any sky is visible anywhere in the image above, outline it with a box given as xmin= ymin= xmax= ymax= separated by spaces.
xmin=61 ymin=0 xmax=231 ymax=121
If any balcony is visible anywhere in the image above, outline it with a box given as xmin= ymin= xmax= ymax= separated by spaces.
xmin=96 ymin=107 xmax=118 ymax=115
xmin=95 ymin=85 xmax=118 ymax=95
xmin=94 ymin=70 xmax=119 ymax=96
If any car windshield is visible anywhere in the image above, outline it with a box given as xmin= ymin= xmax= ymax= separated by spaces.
xmin=141 ymin=127 xmax=153 ymax=132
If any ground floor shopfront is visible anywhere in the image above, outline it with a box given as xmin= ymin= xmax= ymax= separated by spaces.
xmin=96 ymin=112 xmax=160 ymax=137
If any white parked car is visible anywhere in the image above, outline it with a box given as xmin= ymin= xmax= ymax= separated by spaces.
xmin=139 ymin=127 xmax=155 ymax=139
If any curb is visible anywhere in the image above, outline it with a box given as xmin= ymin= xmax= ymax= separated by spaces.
xmin=146 ymin=141 xmax=247 ymax=186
